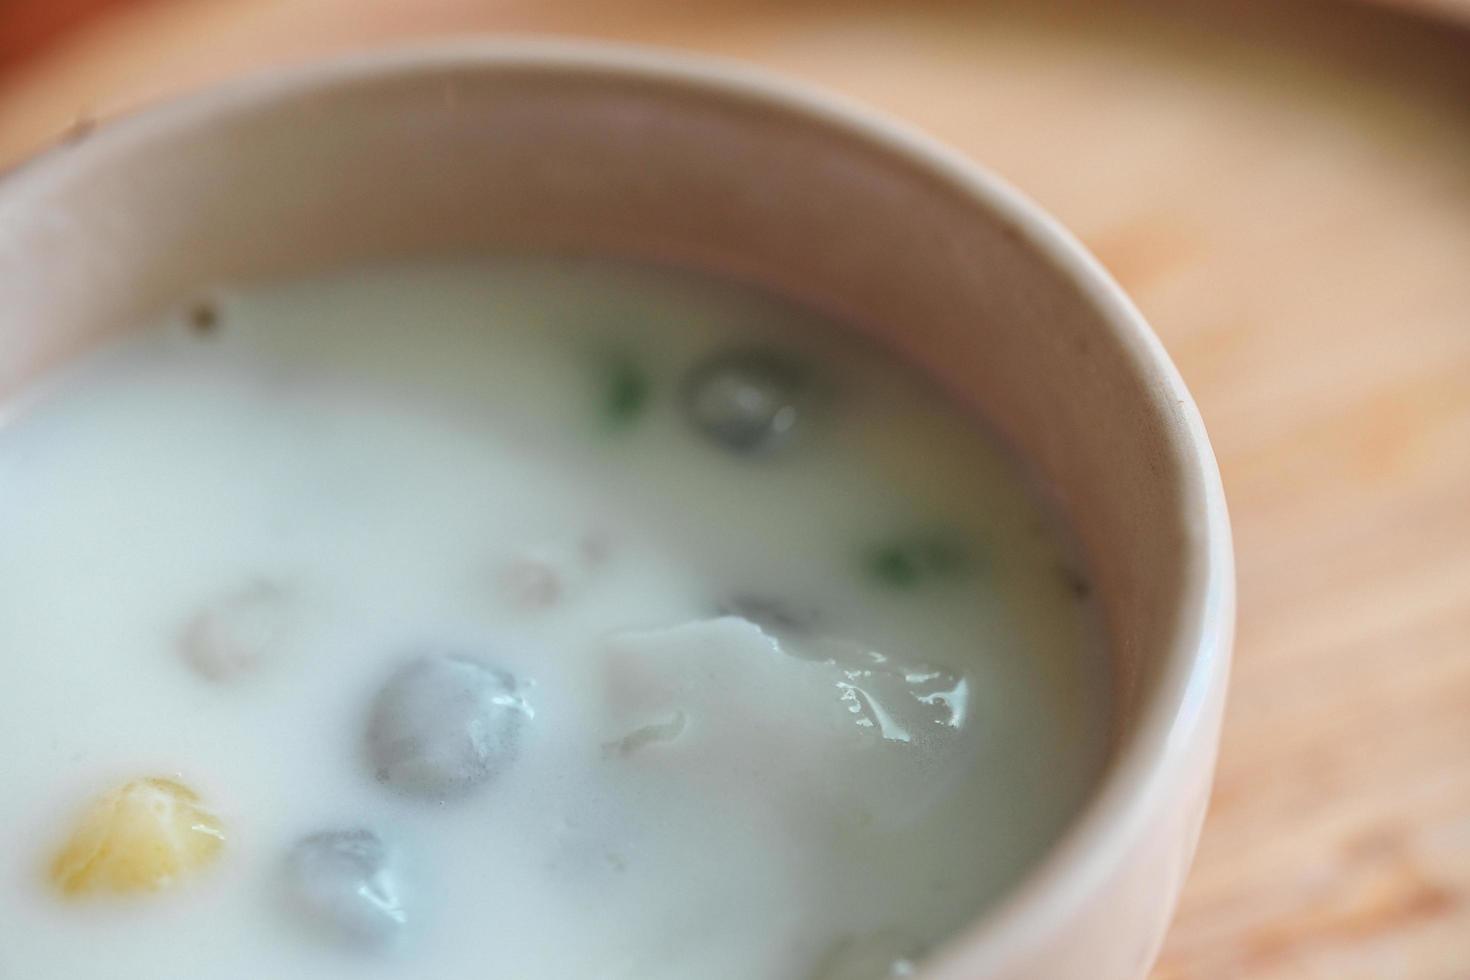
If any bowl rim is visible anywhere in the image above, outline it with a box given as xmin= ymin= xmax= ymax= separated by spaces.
xmin=0 ymin=37 xmax=1236 ymax=972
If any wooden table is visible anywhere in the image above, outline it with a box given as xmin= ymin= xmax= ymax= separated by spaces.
xmin=3 ymin=2 xmax=1468 ymax=976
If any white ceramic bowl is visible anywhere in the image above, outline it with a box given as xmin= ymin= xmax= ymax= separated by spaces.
xmin=0 ymin=40 xmax=1233 ymax=980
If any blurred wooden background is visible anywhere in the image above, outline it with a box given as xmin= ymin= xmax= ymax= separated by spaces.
xmin=3 ymin=1 xmax=1469 ymax=977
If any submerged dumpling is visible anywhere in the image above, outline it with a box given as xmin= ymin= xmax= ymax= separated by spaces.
xmin=365 ymin=653 xmax=532 ymax=800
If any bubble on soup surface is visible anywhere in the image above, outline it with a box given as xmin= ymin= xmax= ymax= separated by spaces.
xmin=285 ymin=829 xmax=405 ymax=947
xmin=366 ymin=653 xmax=531 ymax=800
xmin=50 ymin=777 xmax=224 ymax=897
xmin=682 ymin=348 xmax=808 ymax=455
xmin=179 ymin=579 xmax=297 ymax=682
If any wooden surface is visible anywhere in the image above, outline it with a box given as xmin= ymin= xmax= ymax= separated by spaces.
xmin=3 ymin=2 xmax=1469 ymax=977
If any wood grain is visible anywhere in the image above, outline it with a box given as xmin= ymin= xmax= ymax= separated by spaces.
xmin=2 ymin=2 xmax=1469 ymax=977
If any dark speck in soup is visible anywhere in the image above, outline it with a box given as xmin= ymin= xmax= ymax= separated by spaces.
xmin=597 ymin=352 xmax=653 ymax=431
xmin=187 ymin=301 xmax=220 ymax=336
xmin=1057 ymin=564 xmax=1092 ymax=600
xmin=863 ymin=531 xmax=978 ymax=591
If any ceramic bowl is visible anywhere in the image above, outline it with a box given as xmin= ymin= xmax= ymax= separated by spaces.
xmin=0 ymin=40 xmax=1233 ymax=980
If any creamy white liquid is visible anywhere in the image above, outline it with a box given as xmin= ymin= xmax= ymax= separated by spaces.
xmin=0 ymin=257 xmax=1108 ymax=980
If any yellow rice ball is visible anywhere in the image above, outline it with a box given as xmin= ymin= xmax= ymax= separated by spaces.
xmin=51 ymin=777 xmax=224 ymax=897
